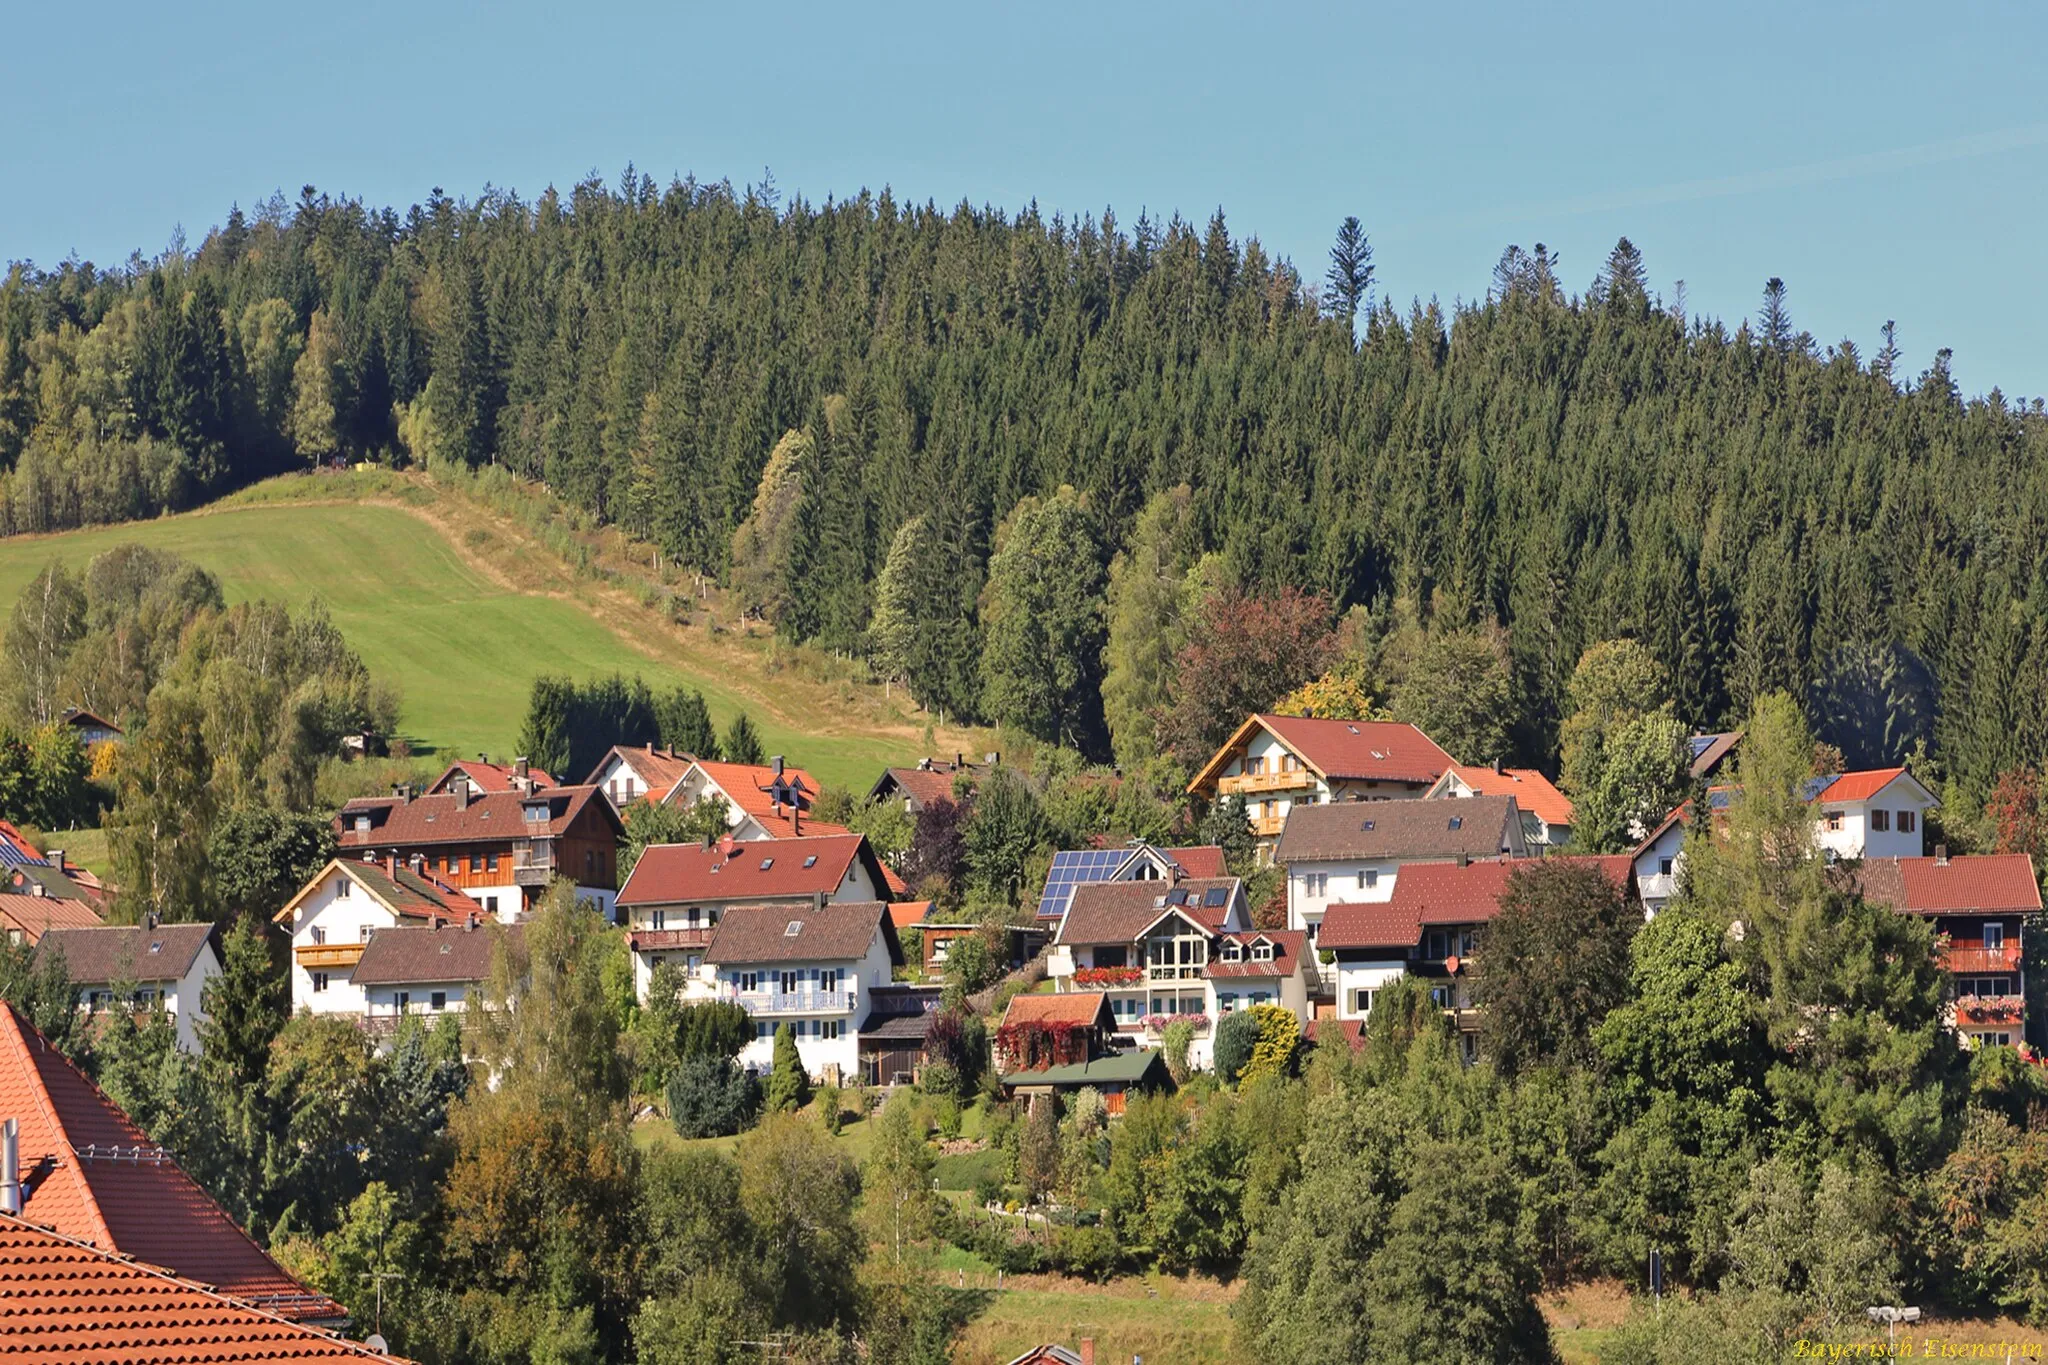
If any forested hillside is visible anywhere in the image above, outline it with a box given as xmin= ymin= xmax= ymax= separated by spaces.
xmin=5 ymin=174 xmax=2044 ymax=801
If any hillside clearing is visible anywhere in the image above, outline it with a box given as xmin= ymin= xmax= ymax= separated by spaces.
xmin=0 ymin=471 xmax=987 ymax=793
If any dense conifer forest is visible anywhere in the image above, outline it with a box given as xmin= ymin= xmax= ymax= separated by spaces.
xmin=4 ymin=172 xmax=2044 ymax=802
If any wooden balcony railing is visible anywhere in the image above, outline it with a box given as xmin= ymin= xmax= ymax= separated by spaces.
xmin=1217 ymin=770 xmax=1314 ymax=797
xmin=294 ymin=942 xmax=366 ymax=970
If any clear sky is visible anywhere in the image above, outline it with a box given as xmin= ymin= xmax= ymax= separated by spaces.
xmin=5 ymin=0 xmax=2042 ymax=398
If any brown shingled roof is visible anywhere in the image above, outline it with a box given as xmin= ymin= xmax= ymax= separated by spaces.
xmin=1275 ymin=795 xmax=1524 ymax=864
xmin=1000 ymin=993 xmax=1114 ymax=1030
xmin=335 ymin=784 xmax=620 ymax=849
xmin=0 ymin=892 xmax=103 ymax=944
xmin=618 ymin=835 xmax=884 ymax=907
xmin=1056 ymin=878 xmax=1241 ymax=946
xmin=704 ymin=900 xmax=900 ymax=966
xmin=35 ymin=923 xmax=216 ymax=987
xmin=352 ymin=922 xmax=521 ymax=986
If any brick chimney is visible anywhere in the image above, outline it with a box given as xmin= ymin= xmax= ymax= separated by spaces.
xmin=1078 ymin=1340 xmax=1094 ymax=1365
xmin=514 ymin=755 xmax=530 ymax=778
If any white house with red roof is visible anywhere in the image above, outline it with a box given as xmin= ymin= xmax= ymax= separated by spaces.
xmin=1275 ymin=795 xmax=1528 ymax=943
xmin=424 ymin=755 xmax=554 ymax=796
xmin=1187 ymin=714 xmax=1457 ymax=860
xmin=1426 ymin=762 xmax=1574 ymax=848
xmin=616 ymin=833 xmax=890 ymax=1003
xmin=662 ymin=756 xmax=851 ymax=841
xmin=1853 ymin=851 xmax=2042 ymax=1047
xmin=272 ymin=857 xmax=482 ymax=1020
xmin=586 ymin=743 xmax=696 ymax=808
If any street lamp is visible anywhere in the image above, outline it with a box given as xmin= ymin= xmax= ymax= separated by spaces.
xmin=1867 ymin=1305 xmax=1920 ymax=1351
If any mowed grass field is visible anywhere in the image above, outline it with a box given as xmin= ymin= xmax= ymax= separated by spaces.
xmin=0 ymin=491 xmax=938 ymax=793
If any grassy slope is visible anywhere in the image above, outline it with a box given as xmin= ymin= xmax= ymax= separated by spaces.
xmin=0 ymin=473 xmax=987 ymax=793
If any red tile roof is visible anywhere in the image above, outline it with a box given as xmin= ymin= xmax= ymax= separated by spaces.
xmin=1436 ymin=765 xmax=1574 ymax=828
xmin=587 ymin=744 xmax=694 ymax=794
xmin=0 ymin=1004 xmax=343 ymax=1322
xmin=1206 ymin=929 xmax=1309 ymax=978
xmin=1386 ymin=855 xmax=1636 ymax=927
xmin=887 ymin=900 xmax=934 ymax=930
xmin=335 ymin=784 xmax=620 ymax=850
xmin=1249 ymin=714 xmax=1456 ymax=784
xmin=1002 ymin=993 xmax=1114 ymax=1030
xmin=1161 ymin=846 xmax=1228 ymax=878
xmin=1304 ymin=1018 xmax=1366 ymax=1049
xmin=0 ymin=893 xmax=103 ymax=944
xmin=686 ymin=761 xmax=851 ymax=838
xmin=617 ymin=835 xmax=879 ymax=907
xmin=1854 ymin=855 xmax=2043 ymax=916
xmin=425 ymin=758 xmax=556 ymax=794
xmin=1316 ymin=901 xmax=1425 ymax=951
xmin=1811 ymin=767 xmax=1917 ymax=803
xmin=0 ymin=1215 xmax=397 ymax=1361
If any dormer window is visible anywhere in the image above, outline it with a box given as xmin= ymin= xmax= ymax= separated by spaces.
xmin=1251 ymin=941 xmax=1274 ymax=962
xmin=1221 ymin=941 xmax=1242 ymax=962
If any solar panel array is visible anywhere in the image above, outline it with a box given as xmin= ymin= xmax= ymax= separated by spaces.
xmin=1034 ymin=848 xmax=1131 ymax=920
xmin=1688 ymin=734 xmax=1717 ymax=759
xmin=0 ymin=839 xmax=47 ymax=867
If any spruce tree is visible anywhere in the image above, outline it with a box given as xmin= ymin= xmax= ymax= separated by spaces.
xmin=764 ymin=1023 xmax=810 ymax=1113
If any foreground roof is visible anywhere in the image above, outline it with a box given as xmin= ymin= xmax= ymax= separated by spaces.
xmin=335 ymin=784 xmax=619 ymax=849
xmin=1056 ymin=878 xmax=1241 ymax=946
xmin=1001 ymin=1048 xmax=1173 ymax=1088
xmin=704 ymin=900 xmax=899 ymax=966
xmin=0 ymin=1004 xmax=342 ymax=1321
xmin=1275 ymin=795 xmax=1523 ymax=864
xmin=0 ymin=892 xmax=103 ymax=944
xmin=36 ymin=924 xmax=216 ymax=987
xmin=618 ymin=835 xmax=877 ymax=906
xmin=1192 ymin=714 xmax=1456 ymax=792
xmin=1386 ymin=855 xmax=1636 ymax=927
xmin=1853 ymin=854 xmax=2043 ymax=916
xmin=0 ymin=1215 xmax=396 ymax=1362
xmin=1434 ymin=764 xmax=1574 ymax=828
xmin=351 ymin=922 xmax=520 ymax=987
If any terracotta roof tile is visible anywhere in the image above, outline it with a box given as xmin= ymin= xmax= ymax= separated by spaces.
xmin=1001 ymin=993 xmax=1114 ymax=1029
xmin=685 ymin=761 xmax=851 ymax=838
xmin=0 ymin=1215 xmax=397 ymax=1361
xmin=35 ymin=924 xmax=215 ymax=987
xmin=0 ymin=893 xmax=103 ymax=944
xmin=1275 ymin=796 xmax=1524 ymax=864
xmin=586 ymin=744 xmax=694 ymax=793
xmin=1160 ymin=846 xmax=1228 ymax=878
xmin=1436 ymin=765 xmax=1574 ymax=828
xmin=703 ymin=900 xmax=896 ymax=965
xmin=1206 ymin=929 xmax=1309 ymax=978
xmin=1853 ymin=855 xmax=2043 ymax=916
xmin=1251 ymin=714 xmax=1456 ymax=783
xmin=1317 ymin=901 xmax=1425 ymax=950
xmin=887 ymin=901 xmax=934 ymax=929
xmin=1386 ymin=855 xmax=1636 ymax=927
xmin=334 ymin=785 xmax=619 ymax=850
xmin=0 ymin=1004 xmax=343 ymax=1322
xmin=1811 ymin=767 xmax=1915 ymax=803
xmin=1056 ymin=878 xmax=1241 ymax=946
xmin=618 ymin=835 xmax=878 ymax=907
xmin=424 ymin=758 xmax=556 ymax=794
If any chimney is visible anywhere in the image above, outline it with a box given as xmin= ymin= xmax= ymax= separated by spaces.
xmin=792 ymin=802 xmax=802 ymax=835
xmin=465 ymin=913 xmax=477 ymax=932
xmin=1078 ymin=1340 xmax=1094 ymax=1365
xmin=392 ymin=783 xmax=412 ymax=804
xmin=514 ymin=755 xmax=530 ymax=779
xmin=387 ymin=854 xmax=399 ymax=879
xmin=955 ymin=752 xmax=963 ymax=770
xmin=1 ymin=1118 xmax=18 ymax=1216
xmin=453 ymin=777 xmax=471 ymax=810
xmin=1936 ymin=843 xmax=1950 ymax=866
xmin=44 ymin=849 xmax=62 ymax=871
xmin=1492 ymin=756 xmax=1503 ymax=774
xmin=772 ymin=755 xmax=785 ymax=778
xmin=29 ymin=882 xmax=44 ymax=898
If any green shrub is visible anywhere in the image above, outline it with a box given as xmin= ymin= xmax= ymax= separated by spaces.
xmin=665 ymin=1054 xmax=760 ymax=1138
xmin=817 ymin=1083 xmax=845 ymax=1135
xmin=1214 ymin=1009 xmax=1262 ymax=1084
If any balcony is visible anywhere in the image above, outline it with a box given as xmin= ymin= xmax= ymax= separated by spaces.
xmin=1943 ymin=944 xmax=2021 ymax=975
xmin=1218 ymin=770 xmax=1314 ymax=797
xmin=629 ymin=927 xmax=716 ymax=952
xmin=512 ymin=847 xmax=554 ymax=887
xmin=1953 ymin=995 xmax=2025 ymax=1026
xmin=1069 ymin=967 xmax=1145 ymax=991
xmin=1251 ymin=814 xmax=1287 ymax=838
xmin=727 ymin=987 xmax=857 ymax=1014
xmin=1146 ymin=964 xmax=1206 ymax=983
xmin=294 ymin=942 xmax=365 ymax=970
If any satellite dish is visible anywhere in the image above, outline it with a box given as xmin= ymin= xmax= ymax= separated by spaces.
xmin=365 ymin=1334 xmax=389 ymax=1355
xmin=1445 ymin=954 xmax=1462 ymax=974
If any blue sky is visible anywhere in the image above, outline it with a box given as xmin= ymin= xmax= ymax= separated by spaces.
xmin=5 ymin=0 xmax=2042 ymax=398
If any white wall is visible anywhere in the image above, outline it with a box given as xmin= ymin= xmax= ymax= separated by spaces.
xmin=165 ymin=946 xmax=222 ymax=1053
xmin=285 ymin=872 xmax=402 ymax=1016
xmin=1334 ymin=960 xmax=1411 ymax=1021
xmin=1288 ymin=857 xmax=1400 ymax=935
xmin=1633 ymin=825 xmax=1686 ymax=915
xmin=364 ymin=981 xmax=473 ymax=1018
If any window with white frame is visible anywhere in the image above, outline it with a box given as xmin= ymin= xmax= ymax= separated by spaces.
xmin=336 ymin=878 xmax=352 ymax=898
xmin=1220 ymin=941 xmax=1242 ymax=962
xmin=1251 ymin=941 xmax=1274 ymax=962
xmin=1355 ymin=987 xmax=1375 ymax=1016
xmin=1217 ymin=992 xmax=1238 ymax=1012
xmin=820 ymin=1019 xmax=843 ymax=1040
xmin=779 ymin=970 xmax=802 ymax=994
xmin=819 ymin=968 xmax=843 ymax=993
xmin=738 ymin=971 xmax=759 ymax=993
xmin=1305 ymin=871 xmax=1328 ymax=896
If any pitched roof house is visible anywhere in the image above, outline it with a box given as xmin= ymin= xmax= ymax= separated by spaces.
xmin=1187 ymin=713 xmax=1458 ymax=854
xmin=1425 ymin=763 xmax=1574 ymax=847
xmin=0 ymin=890 xmax=103 ymax=945
xmin=663 ymin=757 xmax=851 ymax=840
xmin=1033 ymin=842 xmax=1231 ymax=923
xmin=425 ymin=754 xmax=554 ymax=795
xmin=59 ymin=707 xmax=123 ymax=746
xmin=37 ymin=924 xmax=222 ymax=1055
xmin=0 ymin=1003 xmax=344 ymax=1323
xmin=1852 ymin=852 xmax=2042 ymax=1045
xmin=1276 ymin=794 xmax=1529 ymax=944
xmin=350 ymin=921 xmax=520 ymax=1042
xmin=0 ymin=1217 xmax=396 ymax=1362
xmin=273 ymin=857 xmax=484 ymax=1025
xmin=699 ymin=899 xmax=903 ymax=1085
xmin=586 ymin=743 xmax=697 ymax=807
xmin=335 ymin=781 xmax=626 ymax=917
xmin=867 ymin=755 xmax=995 ymax=812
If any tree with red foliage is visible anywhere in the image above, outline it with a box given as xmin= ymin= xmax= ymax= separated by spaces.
xmin=1985 ymin=767 xmax=2048 ymax=865
xmin=1156 ymin=587 xmax=1337 ymax=767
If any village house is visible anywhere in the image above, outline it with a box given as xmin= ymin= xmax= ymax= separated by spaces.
xmin=37 ymin=924 xmax=223 ymax=1054
xmin=1044 ymin=876 xmax=1295 ymax=1068
xmin=1276 ymin=794 xmax=1529 ymax=944
xmin=1425 ymin=762 xmax=1575 ymax=848
xmin=0 ymin=889 xmax=101 ymax=945
xmin=893 ymin=900 xmax=1049 ymax=975
xmin=700 ymin=899 xmax=903 ymax=1085
xmin=424 ymin=754 xmax=556 ymax=795
xmin=858 ymin=981 xmax=944 ymax=1086
xmin=0 ymin=1001 xmax=347 ymax=1325
xmin=663 ymin=756 xmax=850 ymax=841
xmin=1317 ymin=856 xmax=1638 ymax=1059
xmin=616 ymin=833 xmax=891 ymax=1003
xmin=1187 ymin=714 xmax=1457 ymax=860
xmin=1853 ymin=851 xmax=2042 ymax=1047
xmin=996 ymin=991 xmax=1174 ymax=1114
xmin=866 ymin=754 xmax=995 ymax=812
xmin=334 ymin=779 xmax=626 ymax=919
xmin=1032 ymin=842 xmax=1229 ymax=926
xmin=273 ymin=857 xmax=480 ymax=1020
xmin=585 ymin=742 xmax=696 ymax=808
xmin=350 ymin=921 xmax=518 ymax=1042
xmin=59 ymin=706 xmax=122 ymax=747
